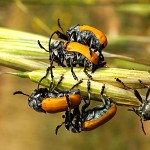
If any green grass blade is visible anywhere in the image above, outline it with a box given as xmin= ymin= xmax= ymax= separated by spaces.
xmin=0 ymin=27 xmax=141 ymax=71
xmin=0 ymin=27 xmax=50 ymax=59
xmin=0 ymin=27 xmax=150 ymax=108
xmin=117 ymin=4 xmax=150 ymax=16
xmin=2 ymin=67 xmax=150 ymax=107
xmin=0 ymin=52 xmax=49 ymax=71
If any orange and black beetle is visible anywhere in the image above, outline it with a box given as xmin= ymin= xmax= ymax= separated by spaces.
xmin=116 ymin=78 xmax=150 ymax=135
xmin=14 ymin=74 xmax=82 ymax=113
xmin=54 ymin=19 xmax=107 ymax=55
xmin=56 ymin=84 xmax=117 ymax=134
xmin=38 ymin=40 xmax=106 ymax=80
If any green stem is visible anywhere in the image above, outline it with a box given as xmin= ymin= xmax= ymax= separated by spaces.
xmin=4 ymin=67 xmax=150 ymax=107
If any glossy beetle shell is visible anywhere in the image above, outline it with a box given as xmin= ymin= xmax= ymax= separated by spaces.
xmin=79 ymin=25 xmax=107 ymax=48
xmin=64 ymin=41 xmax=99 ymax=65
xmin=82 ymin=103 xmax=117 ymax=131
xmin=42 ymin=93 xmax=81 ymax=113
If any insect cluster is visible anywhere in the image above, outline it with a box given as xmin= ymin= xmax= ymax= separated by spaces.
xmin=14 ymin=19 xmax=150 ymax=135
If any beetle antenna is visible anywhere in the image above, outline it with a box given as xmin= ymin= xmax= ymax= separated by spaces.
xmin=138 ymin=80 xmax=148 ymax=88
xmin=38 ymin=40 xmax=49 ymax=52
xmin=115 ymin=78 xmax=131 ymax=90
xmin=145 ymin=87 xmax=150 ymax=102
xmin=13 ymin=91 xmax=29 ymax=97
xmin=55 ymin=121 xmax=65 ymax=135
xmin=57 ymin=18 xmax=65 ymax=34
xmin=48 ymin=31 xmax=58 ymax=53
xmin=134 ymin=89 xmax=143 ymax=103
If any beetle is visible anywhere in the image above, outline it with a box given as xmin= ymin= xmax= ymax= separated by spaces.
xmin=13 ymin=71 xmax=83 ymax=113
xmin=38 ymin=39 xmax=106 ymax=80
xmin=55 ymin=84 xmax=117 ymax=134
xmin=53 ymin=19 xmax=107 ymax=56
xmin=116 ymin=78 xmax=150 ymax=135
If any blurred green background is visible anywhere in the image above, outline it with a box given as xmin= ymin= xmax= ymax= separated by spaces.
xmin=0 ymin=0 xmax=150 ymax=150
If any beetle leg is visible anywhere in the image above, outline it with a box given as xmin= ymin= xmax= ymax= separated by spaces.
xmin=100 ymin=84 xmax=105 ymax=95
xmin=91 ymin=64 xmax=97 ymax=73
xmin=38 ymin=37 xmax=56 ymax=89
xmin=47 ymin=57 xmax=56 ymax=91
xmin=69 ymin=79 xmax=83 ymax=91
xmin=72 ymin=106 xmax=81 ymax=132
xmin=100 ymin=85 xmax=115 ymax=109
xmin=48 ymin=57 xmax=55 ymax=89
xmin=128 ymin=108 xmax=146 ymax=135
xmin=82 ymin=80 xmax=91 ymax=113
xmin=70 ymin=61 xmax=78 ymax=80
xmin=37 ymin=57 xmax=55 ymax=91
xmin=87 ymin=80 xmax=91 ymax=101
xmin=140 ymin=117 xmax=146 ymax=135
xmin=82 ymin=98 xmax=90 ymax=115
xmin=65 ymin=94 xmax=81 ymax=132
xmin=51 ymin=74 xmax=64 ymax=92
xmin=83 ymin=63 xmax=92 ymax=79
xmin=37 ymin=67 xmax=51 ymax=89
xmin=100 ymin=84 xmax=108 ymax=106
xmin=64 ymin=94 xmax=71 ymax=110
xmin=55 ymin=95 xmax=71 ymax=134
xmin=89 ymin=38 xmax=94 ymax=56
